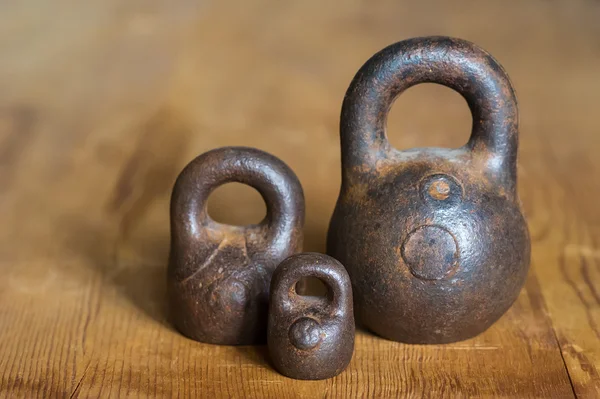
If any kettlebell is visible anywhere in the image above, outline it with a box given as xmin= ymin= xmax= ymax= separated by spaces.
xmin=168 ymin=146 xmax=305 ymax=345
xmin=327 ymin=36 xmax=531 ymax=344
xmin=268 ymin=253 xmax=354 ymax=380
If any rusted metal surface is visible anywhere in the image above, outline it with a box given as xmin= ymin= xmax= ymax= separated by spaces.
xmin=327 ymin=36 xmax=531 ymax=344
xmin=268 ymin=253 xmax=354 ymax=380
xmin=168 ymin=147 xmax=305 ymax=345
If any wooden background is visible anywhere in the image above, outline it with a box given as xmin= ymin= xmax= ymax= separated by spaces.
xmin=1 ymin=0 xmax=599 ymax=397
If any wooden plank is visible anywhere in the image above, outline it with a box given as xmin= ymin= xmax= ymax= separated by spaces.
xmin=0 ymin=0 xmax=598 ymax=397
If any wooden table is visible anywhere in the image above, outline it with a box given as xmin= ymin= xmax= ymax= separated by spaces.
xmin=1 ymin=0 xmax=599 ymax=397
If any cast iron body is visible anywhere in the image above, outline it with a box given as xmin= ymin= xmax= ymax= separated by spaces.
xmin=169 ymin=147 xmax=305 ymax=345
xmin=327 ymin=36 xmax=531 ymax=344
xmin=268 ymin=253 xmax=354 ymax=380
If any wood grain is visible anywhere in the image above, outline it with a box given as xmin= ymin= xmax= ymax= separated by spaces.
xmin=0 ymin=0 xmax=599 ymax=397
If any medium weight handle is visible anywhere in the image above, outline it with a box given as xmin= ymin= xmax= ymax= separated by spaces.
xmin=170 ymin=146 xmax=304 ymax=251
xmin=341 ymin=36 xmax=519 ymax=192
xmin=271 ymin=253 xmax=351 ymax=316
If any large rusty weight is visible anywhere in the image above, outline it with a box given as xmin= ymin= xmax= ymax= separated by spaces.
xmin=327 ymin=36 xmax=531 ymax=343
xmin=268 ymin=253 xmax=354 ymax=380
xmin=168 ymin=147 xmax=305 ymax=345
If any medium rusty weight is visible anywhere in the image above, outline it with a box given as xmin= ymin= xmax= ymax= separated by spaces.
xmin=268 ymin=253 xmax=354 ymax=380
xmin=327 ymin=36 xmax=531 ymax=344
xmin=168 ymin=147 xmax=305 ymax=345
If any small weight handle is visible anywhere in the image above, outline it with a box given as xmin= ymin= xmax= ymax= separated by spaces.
xmin=170 ymin=146 xmax=304 ymax=250
xmin=271 ymin=253 xmax=351 ymax=316
xmin=341 ymin=36 xmax=519 ymax=192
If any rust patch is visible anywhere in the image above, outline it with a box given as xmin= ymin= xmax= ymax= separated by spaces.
xmin=429 ymin=180 xmax=450 ymax=200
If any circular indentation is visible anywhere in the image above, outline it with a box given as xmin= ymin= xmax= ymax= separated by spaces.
xmin=401 ymin=225 xmax=459 ymax=280
xmin=211 ymin=279 xmax=250 ymax=310
xmin=420 ymin=174 xmax=463 ymax=206
xmin=289 ymin=317 xmax=322 ymax=350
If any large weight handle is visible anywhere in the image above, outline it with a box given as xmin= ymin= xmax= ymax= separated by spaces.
xmin=341 ymin=36 xmax=519 ymax=192
xmin=270 ymin=253 xmax=352 ymax=316
xmin=170 ymin=146 xmax=305 ymax=253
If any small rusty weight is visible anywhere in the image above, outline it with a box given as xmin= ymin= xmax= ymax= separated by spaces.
xmin=327 ymin=36 xmax=531 ymax=344
xmin=168 ymin=147 xmax=305 ymax=345
xmin=268 ymin=253 xmax=354 ymax=380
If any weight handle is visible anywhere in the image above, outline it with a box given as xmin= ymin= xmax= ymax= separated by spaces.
xmin=170 ymin=146 xmax=305 ymax=249
xmin=271 ymin=253 xmax=351 ymax=315
xmin=341 ymin=36 xmax=518 ymax=191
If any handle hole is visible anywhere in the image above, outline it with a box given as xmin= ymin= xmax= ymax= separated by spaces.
xmin=386 ymin=83 xmax=472 ymax=150
xmin=207 ymin=183 xmax=266 ymax=226
xmin=295 ymin=277 xmax=328 ymax=298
